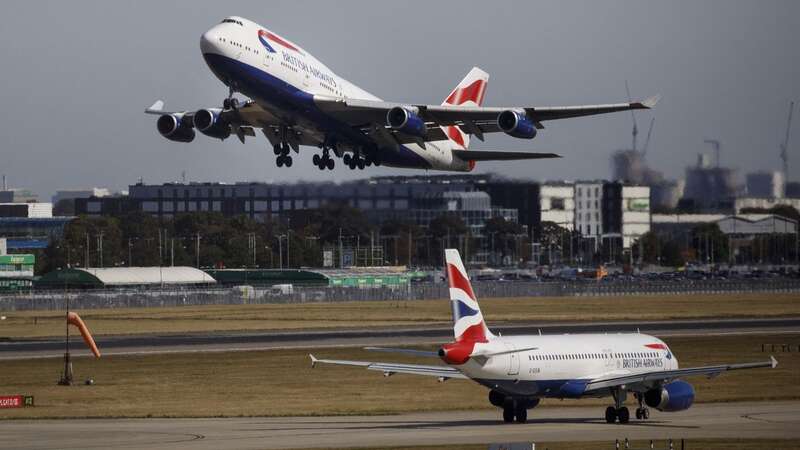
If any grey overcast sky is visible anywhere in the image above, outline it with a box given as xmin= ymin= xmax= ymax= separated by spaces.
xmin=0 ymin=0 xmax=798 ymax=199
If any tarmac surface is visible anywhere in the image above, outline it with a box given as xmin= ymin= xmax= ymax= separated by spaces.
xmin=2 ymin=317 xmax=799 ymax=360
xmin=2 ymin=401 xmax=798 ymax=449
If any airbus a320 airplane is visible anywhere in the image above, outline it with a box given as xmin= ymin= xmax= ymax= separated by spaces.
xmin=146 ymin=16 xmax=659 ymax=172
xmin=310 ymin=249 xmax=777 ymax=424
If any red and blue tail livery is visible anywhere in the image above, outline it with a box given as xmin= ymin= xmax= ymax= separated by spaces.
xmin=445 ymin=248 xmax=492 ymax=343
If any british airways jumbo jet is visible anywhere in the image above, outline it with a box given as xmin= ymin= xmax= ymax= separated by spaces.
xmin=146 ymin=16 xmax=659 ymax=171
xmin=311 ymin=249 xmax=777 ymax=424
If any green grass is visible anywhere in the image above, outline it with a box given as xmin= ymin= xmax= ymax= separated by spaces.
xmin=2 ymin=292 xmax=798 ymax=339
xmin=0 ymin=332 xmax=796 ymax=419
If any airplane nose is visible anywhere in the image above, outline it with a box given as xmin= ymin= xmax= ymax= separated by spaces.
xmin=200 ymin=29 xmax=220 ymax=54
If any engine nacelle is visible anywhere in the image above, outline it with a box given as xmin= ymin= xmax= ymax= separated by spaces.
xmin=193 ymin=108 xmax=231 ymax=140
xmin=386 ymin=106 xmax=426 ymax=138
xmin=157 ymin=114 xmax=195 ymax=143
xmin=497 ymin=110 xmax=537 ymax=139
xmin=644 ymin=380 xmax=695 ymax=412
xmin=438 ymin=341 xmax=473 ymax=365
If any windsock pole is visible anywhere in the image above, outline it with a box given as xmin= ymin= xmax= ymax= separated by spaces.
xmin=58 ymin=289 xmax=73 ymax=385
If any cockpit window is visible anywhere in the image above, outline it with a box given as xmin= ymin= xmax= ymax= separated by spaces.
xmin=221 ymin=19 xmax=244 ymax=26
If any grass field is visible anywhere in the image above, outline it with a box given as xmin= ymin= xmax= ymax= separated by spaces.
xmin=0 ymin=332 xmax=796 ymax=419
xmin=2 ymin=292 xmax=799 ymax=339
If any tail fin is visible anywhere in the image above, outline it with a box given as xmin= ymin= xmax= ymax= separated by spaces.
xmin=445 ymin=249 xmax=493 ymax=342
xmin=441 ymin=67 xmax=490 ymax=151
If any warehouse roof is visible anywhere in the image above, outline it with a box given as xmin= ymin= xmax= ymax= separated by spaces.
xmin=37 ymin=266 xmax=216 ymax=288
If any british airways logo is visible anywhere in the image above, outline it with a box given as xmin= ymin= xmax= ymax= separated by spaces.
xmin=258 ymin=30 xmax=302 ymax=54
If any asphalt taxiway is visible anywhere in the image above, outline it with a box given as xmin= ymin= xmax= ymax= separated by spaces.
xmin=2 ymin=401 xmax=798 ymax=449
xmin=2 ymin=317 xmax=799 ymax=360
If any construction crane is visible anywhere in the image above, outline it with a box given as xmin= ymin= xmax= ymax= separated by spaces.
xmin=642 ymin=117 xmax=655 ymax=157
xmin=625 ymin=80 xmax=638 ymax=152
xmin=780 ymin=101 xmax=794 ymax=179
xmin=704 ymin=139 xmax=721 ymax=168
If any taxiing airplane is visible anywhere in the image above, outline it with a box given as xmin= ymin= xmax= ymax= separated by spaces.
xmin=310 ymin=249 xmax=777 ymax=424
xmin=146 ymin=16 xmax=659 ymax=172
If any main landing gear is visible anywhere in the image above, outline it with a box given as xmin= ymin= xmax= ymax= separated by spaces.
xmin=604 ymin=388 xmax=647 ymax=424
xmin=343 ymin=150 xmax=379 ymax=170
xmin=313 ymin=147 xmax=335 ymax=170
xmin=274 ymin=141 xmax=293 ymax=167
xmin=502 ymin=399 xmax=528 ymax=424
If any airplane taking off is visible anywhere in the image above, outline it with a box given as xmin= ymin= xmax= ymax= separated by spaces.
xmin=311 ymin=249 xmax=777 ymax=424
xmin=146 ymin=16 xmax=659 ymax=172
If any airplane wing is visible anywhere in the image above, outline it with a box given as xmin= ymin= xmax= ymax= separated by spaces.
xmin=452 ymin=150 xmax=560 ymax=161
xmin=584 ymin=356 xmax=777 ymax=392
xmin=314 ymin=94 xmax=660 ymax=143
xmin=144 ymin=99 xmax=322 ymax=148
xmin=309 ymin=354 xmax=468 ymax=380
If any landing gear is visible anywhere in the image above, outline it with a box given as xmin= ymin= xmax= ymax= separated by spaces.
xmin=344 ymin=152 xmax=368 ymax=170
xmin=500 ymin=397 xmax=529 ymax=424
xmin=314 ymin=147 xmax=335 ymax=170
xmin=605 ymin=388 xmax=630 ymax=424
xmin=274 ymin=141 xmax=293 ymax=168
xmin=634 ymin=392 xmax=650 ymax=420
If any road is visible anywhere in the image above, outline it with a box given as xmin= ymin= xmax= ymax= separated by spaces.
xmin=2 ymin=401 xmax=798 ymax=449
xmin=2 ymin=317 xmax=799 ymax=360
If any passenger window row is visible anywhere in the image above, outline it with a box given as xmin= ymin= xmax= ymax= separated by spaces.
xmin=527 ymin=351 xmax=660 ymax=361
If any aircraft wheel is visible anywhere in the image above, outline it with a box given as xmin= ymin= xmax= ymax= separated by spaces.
xmin=284 ymin=156 xmax=293 ymax=167
xmin=326 ymin=158 xmax=335 ymax=170
xmin=276 ymin=156 xmax=284 ymax=168
xmin=313 ymin=154 xmax=320 ymax=165
xmin=642 ymin=408 xmax=650 ymax=420
xmin=273 ymin=144 xmax=282 ymax=155
xmin=502 ymin=406 xmax=514 ymax=424
xmin=343 ymin=154 xmax=351 ymax=165
xmin=605 ymin=406 xmax=617 ymax=424
xmin=617 ymin=407 xmax=630 ymax=424
xmin=223 ymin=98 xmax=231 ymax=109
xmin=515 ymin=405 xmax=527 ymax=424
xmin=357 ymin=159 xmax=366 ymax=170
xmin=635 ymin=408 xmax=642 ymax=420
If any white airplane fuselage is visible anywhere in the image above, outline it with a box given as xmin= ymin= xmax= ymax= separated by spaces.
xmin=199 ymin=17 xmax=471 ymax=171
xmin=456 ymin=333 xmax=678 ymax=397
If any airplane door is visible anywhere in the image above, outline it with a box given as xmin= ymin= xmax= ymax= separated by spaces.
xmin=505 ymin=342 xmax=519 ymax=376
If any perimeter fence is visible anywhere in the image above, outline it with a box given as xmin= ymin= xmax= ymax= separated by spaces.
xmin=1 ymin=278 xmax=798 ymax=312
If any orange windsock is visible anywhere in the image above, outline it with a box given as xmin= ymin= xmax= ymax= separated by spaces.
xmin=67 ymin=312 xmax=101 ymax=358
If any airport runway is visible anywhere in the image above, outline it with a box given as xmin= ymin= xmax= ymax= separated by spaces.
xmin=2 ymin=401 xmax=798 ymax=449
xmin=2 ymin=317 xmax=799 ymax=360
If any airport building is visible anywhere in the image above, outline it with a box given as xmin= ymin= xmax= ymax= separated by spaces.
xmin=0 ymin=202 xmax=73 ymax=250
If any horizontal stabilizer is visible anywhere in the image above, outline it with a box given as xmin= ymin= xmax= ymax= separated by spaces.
xmin=453 ymin=150 xmax=561 ymax=161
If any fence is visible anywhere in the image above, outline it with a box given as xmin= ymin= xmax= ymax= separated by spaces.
xmin=1 ymin=277 xmax=799 ymax=312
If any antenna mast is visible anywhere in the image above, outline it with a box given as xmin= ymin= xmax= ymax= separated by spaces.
xmin=780 ymin=101 xmax=794 ymax=179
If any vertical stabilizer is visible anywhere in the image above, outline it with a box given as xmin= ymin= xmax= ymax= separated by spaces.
xmin=445 ymin=249 xmax=493 ymax=342
xmin=440 ymin=67 xmax=489 ymax=151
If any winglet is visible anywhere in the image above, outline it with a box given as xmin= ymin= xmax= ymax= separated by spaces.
xmin=145 ymin=100 xmax=165 ymax=114
xmin=770 ymin=355 xmax=778 ymax=369
xmin=309 ymin=354 xmax=318 ymax=368
xmin=640 ymin=94 xmax=661 ymax=109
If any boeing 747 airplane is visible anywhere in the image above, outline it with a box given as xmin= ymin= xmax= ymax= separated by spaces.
xmin=311 ymin=249 xmax=776 ymax=424
xmin=146 ymin=16 xmax=659 ymax=172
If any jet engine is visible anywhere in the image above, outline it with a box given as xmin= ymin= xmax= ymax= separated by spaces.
xmin=497 ymin=110 xmax=537 ymax=139
xmin=387 ymin=106 xmax=426 ymax=138
xmin=644 ymin=380 xmax=695 ymax=412
xmin=193 ymin=108 xmax=231 ymax=140
xmin=157 ymin=114 xmax=195 ymax=143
